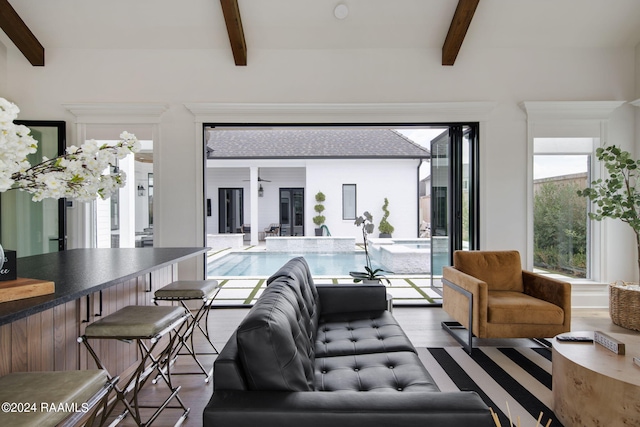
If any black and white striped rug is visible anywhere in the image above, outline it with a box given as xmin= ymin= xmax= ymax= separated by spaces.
xmin=418 ymin=346 xmax=562 ymax=427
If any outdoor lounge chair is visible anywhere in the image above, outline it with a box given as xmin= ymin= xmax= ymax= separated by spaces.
xmin=264 ymin=223 xmax=280 ymax=237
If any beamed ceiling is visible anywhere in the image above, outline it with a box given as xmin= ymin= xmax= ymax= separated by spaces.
xmin=1 ymin=0 xmax=640 ymax=68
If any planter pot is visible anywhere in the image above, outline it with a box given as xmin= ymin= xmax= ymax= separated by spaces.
xmin=315 ymin=228 xmax=323 ymax=236
xmin=379 ymin=233 xmax=392 ymax=238
xmin=609 ymin=282 xmax=640 ymax=331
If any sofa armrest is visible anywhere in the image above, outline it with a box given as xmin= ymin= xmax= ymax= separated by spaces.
xmin=522 ymin=270 xmax=572 ymax=327
xmin=315 ymin=282 xmax=387 ymax=315
xmin=204 ymin=390 xmax=493 ymax=427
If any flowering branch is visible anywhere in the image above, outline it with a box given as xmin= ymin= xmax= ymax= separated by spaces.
xmin=0 ymin=97 xmax=140 ymax=202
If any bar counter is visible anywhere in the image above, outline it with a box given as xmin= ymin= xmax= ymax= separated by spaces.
xmin=0 ymin=247 xmax=207 ymax=375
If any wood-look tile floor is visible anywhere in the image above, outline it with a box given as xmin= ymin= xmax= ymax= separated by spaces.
xmin=101 ymin=306 xmax=617 ymax=427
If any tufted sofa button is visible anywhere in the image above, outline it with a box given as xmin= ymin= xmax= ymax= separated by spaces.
xmin=397 ymin=387 xmax=403 ymax=391
xmin=353 ymin=368 xmax=359 ymax=372
xmin=388 ymin=365 xmax=394 ymax=369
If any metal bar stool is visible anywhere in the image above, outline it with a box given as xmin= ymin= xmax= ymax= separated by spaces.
xmin=153 ymin=280 xmax=220 ymax=383
xmin=78 ymin=305 xmax=190 ymax=427
xmin=0 ymin=370 xmax=116 ymax=427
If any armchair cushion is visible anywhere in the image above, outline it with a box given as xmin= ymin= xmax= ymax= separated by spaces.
xmin=487 ymin=291 xmax=565 ymax=325
xmin=453 ymin=250 xmax=524 ymax=292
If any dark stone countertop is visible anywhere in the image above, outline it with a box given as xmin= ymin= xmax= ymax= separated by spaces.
xmin=0 ymin=247 xmax=207 ymax=326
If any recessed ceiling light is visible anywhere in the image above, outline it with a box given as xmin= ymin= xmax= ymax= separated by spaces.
xmin=334 ymin=4 xmax=349 ymax=20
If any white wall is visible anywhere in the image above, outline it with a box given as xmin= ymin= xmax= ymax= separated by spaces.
xmin=305 ymin=159 xmax=420 ymax=241
xmin=1 ymin=42 xmax=638 ymax=294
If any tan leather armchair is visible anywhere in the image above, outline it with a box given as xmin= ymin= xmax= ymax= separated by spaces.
xmin=442 ymin=250 xmax=571 ymax=352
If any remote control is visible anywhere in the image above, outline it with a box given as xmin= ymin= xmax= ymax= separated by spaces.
xmin=556 ymin=335 xmax=593 ymax=342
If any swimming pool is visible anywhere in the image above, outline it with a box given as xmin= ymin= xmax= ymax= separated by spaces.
xmin=207 ymin=252 xmax=383 ymax=277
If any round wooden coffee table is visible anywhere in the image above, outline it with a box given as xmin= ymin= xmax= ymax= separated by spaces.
xmin=553 ymin=331 xmax=640 ymax=427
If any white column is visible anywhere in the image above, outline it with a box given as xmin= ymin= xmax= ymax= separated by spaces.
xmin=118 ymin=154 xmax=136 ymax=248
xmin=250 ymin=166 xmax=259 ymax=245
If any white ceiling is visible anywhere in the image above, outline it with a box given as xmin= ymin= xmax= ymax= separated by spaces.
xmin=4 ymin=0 xmax=640 ymax=56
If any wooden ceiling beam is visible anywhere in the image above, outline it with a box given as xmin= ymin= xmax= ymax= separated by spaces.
xmin=442 ymin=0 xmax=479 ymax=66
xmin=220 ymin=0 xmax=247 ymax=66
xmin=0 ymin=0 xmax=44 ymax=66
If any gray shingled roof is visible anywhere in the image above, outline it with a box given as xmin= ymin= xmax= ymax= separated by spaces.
xmin=206 ymin=129 xmax=430 ymax=159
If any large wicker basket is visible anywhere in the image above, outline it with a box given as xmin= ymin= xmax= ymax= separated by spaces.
xmin=609 ymin=282 xmax=640 ymax=331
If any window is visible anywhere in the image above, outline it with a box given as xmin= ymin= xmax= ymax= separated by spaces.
xmin=342 ymin=184 xmax=356 ymax=220
xmin=522 ymin=100 xmax=624 ymax=285
xmin=533 ymin=138 xmax=593 ymax=279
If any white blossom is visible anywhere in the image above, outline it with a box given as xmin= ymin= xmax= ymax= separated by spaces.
xmin=0 ymin=97 xmax=139 ymax=201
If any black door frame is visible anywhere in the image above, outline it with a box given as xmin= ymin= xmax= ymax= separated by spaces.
xmin=279 ymin=188 xmax=304 ymax=236
xmin=448 ymin=124 xmax=480 ymax=258
xmin=6 ymin=120 xmax=67 ymax=251
xmin=204 ymin=122 xmax=480 ymax=257
xmin=218 ymin=188 xmax=244 ymax=233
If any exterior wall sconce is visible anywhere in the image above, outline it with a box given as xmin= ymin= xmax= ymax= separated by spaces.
xmin=137 ymin=184 xmax=146 ymax=196
xmin=258 ymin=184 xmax=264 ymax=197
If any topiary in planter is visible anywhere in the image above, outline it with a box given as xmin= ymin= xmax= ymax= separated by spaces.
xmin=313 ymin=191 xmax=326 ymax=235
xmin=378 ymin=197 xmax=394 ymax=237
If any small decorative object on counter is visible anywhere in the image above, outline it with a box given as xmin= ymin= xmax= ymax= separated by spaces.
xmin=0 ymin=249 xmax=17 ymax=281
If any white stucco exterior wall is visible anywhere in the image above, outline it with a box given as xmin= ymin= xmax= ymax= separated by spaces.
xmin=205 ymin=158 xmax=420 ymax=242
xmin=305 ymin=159 xmax=420 ymax=241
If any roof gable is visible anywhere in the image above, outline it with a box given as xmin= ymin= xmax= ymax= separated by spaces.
xmin=206 ymin=128 xmax=430 ymax=159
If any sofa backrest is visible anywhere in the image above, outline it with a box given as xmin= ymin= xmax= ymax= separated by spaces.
xmin=453 ymin=250 xmax=524 ymax=292
xmin=235 ymin=281 xmax=316 ymax=391
xmin=267 ymin=257 xmax=320 ymax=343
xmin=214 ymin=257 xmax=320 ymax=392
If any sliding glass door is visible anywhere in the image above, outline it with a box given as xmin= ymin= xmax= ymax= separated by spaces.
xmin=431 ymin=124 xmax=479 ymax=282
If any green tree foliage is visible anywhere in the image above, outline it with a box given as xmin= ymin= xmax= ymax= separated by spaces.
xmin=534 ymin=181 xmax=587 ymax=278
xmin=578 ymin=145 xmax=640 ymax=279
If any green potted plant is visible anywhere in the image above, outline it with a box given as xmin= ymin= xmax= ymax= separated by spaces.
xmin=378 ymin=197 xmax=395 ymax=238
xmin=349 ymin=211 xmax=391 ymax=284
xmin=577 ymin=144 xmax=640 ymax=330
xmin=313 ymin=191 xmax=326 ymax=236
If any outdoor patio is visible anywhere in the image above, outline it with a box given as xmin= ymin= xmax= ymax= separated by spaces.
xmin=207 ymin=275 xmax=443 ymax=306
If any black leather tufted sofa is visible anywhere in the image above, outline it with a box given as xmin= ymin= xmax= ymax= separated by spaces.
xmin=203 ymin=257 xmax=493 ymax=427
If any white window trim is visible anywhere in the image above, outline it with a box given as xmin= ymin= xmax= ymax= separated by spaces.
xmin=521 ymin=101 xmax=624 ymax=286
xmin=63 ymin=103 xmax=168 ymax=248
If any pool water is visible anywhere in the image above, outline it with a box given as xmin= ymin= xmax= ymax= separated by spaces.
xmin=207 ymin=252 xmax=383 ymax=277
